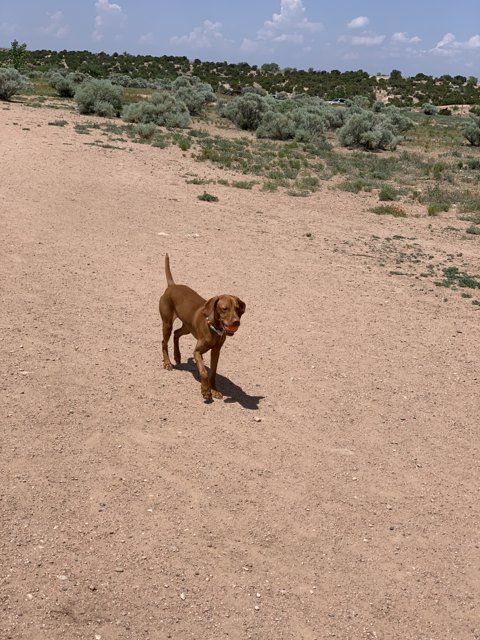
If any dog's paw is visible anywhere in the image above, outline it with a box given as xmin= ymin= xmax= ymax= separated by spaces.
xmin=163 ymin=362 xmax=173 ymax=370
xmin=211 ymin=389 xmax=223 ymax=399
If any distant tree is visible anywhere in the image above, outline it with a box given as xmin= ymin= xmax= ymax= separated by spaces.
xmin=8 ymin=39 xmax=29 ymax=70
xmin=261 ymin=62 xmax=280 ymax=74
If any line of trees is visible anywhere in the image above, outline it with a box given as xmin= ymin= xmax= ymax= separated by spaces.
xmin=1 ymin=45 xmax=479 ymax=106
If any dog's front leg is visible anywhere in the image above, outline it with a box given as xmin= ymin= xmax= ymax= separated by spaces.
xmin=193 ymin=344 xmax=212 ymax=400
xmin=209 ymin=345 xmax=223 ymax=399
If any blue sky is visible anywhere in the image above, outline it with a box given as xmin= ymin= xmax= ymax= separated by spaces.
xmin=1 ymin=0 xmax=480 ymax=77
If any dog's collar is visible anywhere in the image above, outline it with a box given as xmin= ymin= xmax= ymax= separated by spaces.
xmin=205 ymin=315 xmax=225 ymax=336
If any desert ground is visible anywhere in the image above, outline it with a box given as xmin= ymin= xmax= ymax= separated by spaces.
xmin=1 ymin=101 xmax=479 ymax=640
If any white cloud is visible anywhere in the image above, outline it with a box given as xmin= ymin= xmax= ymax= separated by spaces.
xmin=347 ymin=16 xmax=370 ymax=29
xmin=391 ymin=32 xmax=421 ymax=45
xmin=467 ymin=35 xmax=480 ymax=49
xmin=273 ymin=33 xmax=304 ymax=44
xmin=40 ymin=11 xmax=69 ymax=39
xmin=93 ymin=0 xmax=126 ymax=42
xmin=257 ymin=0 xmax=323 ymax=41
xmin=431 ymin=32 xmax=480 ymax=56
xmin=339 ymin=32 xmax=386 ymax=47
xmin=170 ymin=20 xmax=230 ymax=50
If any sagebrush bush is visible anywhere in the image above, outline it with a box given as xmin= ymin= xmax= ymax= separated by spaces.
xmin=242 ymin=85 xmax=267 ymax=96
xmin=379 ymin=185 xmax=398 ymax=201
xmin=171 ymin=75 xmax=215 ymax=116
xmin=50 ymin=70 xmax=85 ymax=98
xmin=93 ymin=100 xmax=117 ymax=117
xmin=289 ymin=100 xmax=339 ymax=141
xmin=136 ymin=122 xmax=157 ymax=139
xmin=256 ymin=111 xmax=295 ymax=140
xmin=422 ymin=103 xmax=438 ymax=115
xmin=337 ymin=111 xmax=400 ymax=151
xmin=75 ymin=79 xmax=123 ymax=116
xmin=122 ymin=91 xmax=191 ymax=128
xmin=222 ymin=93 xmax=274 ymax=130
xmin=346 ymin=95 xmax=371 ymax=111
xmin=55 ymin=78 xmax=76 ymax=98
xmin=464 ymin=117 xmax=480 ymax=146
xmin=0 ymin=67 xmax=28 ymax=100
xmin=382 ymin=106 xmax=414 ymax=133
xmin=109 ymin=73 xmax=153 ymax=89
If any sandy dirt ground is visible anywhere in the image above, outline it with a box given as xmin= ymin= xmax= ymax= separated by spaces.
xmin=1 ymin=102 xmax=479 ymax=640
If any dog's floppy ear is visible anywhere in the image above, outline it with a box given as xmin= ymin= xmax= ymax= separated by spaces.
xmin=236 ymin=297 xmax=246 ymax=316
xmin=203 ymin=296 xmax=219 ymax=320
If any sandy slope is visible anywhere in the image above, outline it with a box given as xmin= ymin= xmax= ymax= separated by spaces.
xmin=1 ymin=102 xmax=479 ymax=640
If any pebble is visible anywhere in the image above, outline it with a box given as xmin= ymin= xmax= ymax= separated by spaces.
xmin=253 ymin=416 xmax=261 ymax=422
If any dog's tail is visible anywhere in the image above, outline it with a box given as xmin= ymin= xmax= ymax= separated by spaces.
xmin=165 ymin=253 xmax=175 ymax=287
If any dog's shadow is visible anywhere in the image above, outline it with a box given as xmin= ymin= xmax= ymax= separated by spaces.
xmin=176 ymin=358 xmax=264 ymax=409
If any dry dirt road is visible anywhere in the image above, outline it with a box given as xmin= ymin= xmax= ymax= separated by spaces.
xmin=1 ymin=102 xmax=479 ymax=640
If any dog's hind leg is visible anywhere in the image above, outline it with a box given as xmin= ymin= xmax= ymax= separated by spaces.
xmin=173 ymin=324 xmax=190 ymax=365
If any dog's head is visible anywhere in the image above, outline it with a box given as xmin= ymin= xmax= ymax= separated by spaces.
xmin=203 ymin=295 xmax=246 ymax=336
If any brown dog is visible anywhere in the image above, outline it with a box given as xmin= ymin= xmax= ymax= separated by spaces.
xmin=159 ymin=254 xmax=246 ymax=400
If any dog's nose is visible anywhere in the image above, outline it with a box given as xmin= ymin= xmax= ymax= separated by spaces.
xmin=232 ymin=319 xmax=240 ymax=327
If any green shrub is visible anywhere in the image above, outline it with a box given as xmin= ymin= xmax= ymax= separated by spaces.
xmin=422 ymin=103 xmax=438 ymax=115
xmin=290 ymin=108 xmax=328 ymax=142
xmin=136 ymin=122 xmax=157 ymax=139
xmin=171 ymin=75 xmax=215 ymax=115
xmin=464 ymin=117 xmax=480 ymax=146
xmin=379 ymin=185 xmax=398 ymax=201
xmin=222 ymin=93 xmax=273 ymax=131
xmin=92 ymin=100 xmax=115 ymax=117
xmin=256 ymin=111 xmax=295 ymax=140
xmin=109 ymin=73 xmax=153 ymax=89
xmin=122 ymin=91 xmax=191 ymax=128
xmin=383 ymin=106 xmax=414 ymax=133
xmin=370 ymin=204 xmax=407 ymax=217
xmin=198 ymin=191 xmax=218 ymax=202
xmin=432 ymin=162 xmax=446 ymax=180
xmin=49 ymin=71 xmax=85 ymax=98
xmin=75 ymin=79 xmax=123 ymax=116
xmin=232 ymin=180 xmax=255 ymax=189
xmin=0 ymin=67 xmax=28 ymax=100
xmin=56 ymin=78 xmax=76 ymax=98
xmin=347 ymin=95 xmax=371 ymax=110
xmin=419 ymin=185 xmax=455 ymax=214
xmin=428 ymin=203 xmax=446 ymax=216
xmin=337 ymin=111 xmax=399 ymax=150
xmin=176 ymin=137 xmax=191 ymax=151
